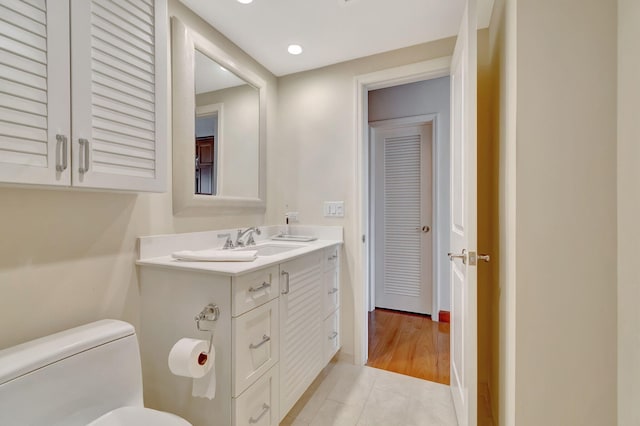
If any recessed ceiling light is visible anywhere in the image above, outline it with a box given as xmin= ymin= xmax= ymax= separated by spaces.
xmin=237 ymin=0 xmax=253 ymax=4
xmin=288 ymin=44 xmax=303 ymax=55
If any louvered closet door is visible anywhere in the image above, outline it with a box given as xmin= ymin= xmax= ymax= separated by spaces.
xmin=0 ymin=0 xmax=71 ymax=185
xmin=70 ymin=0 xmax=166 ymax=191
xmin=375 ymin=124 xmax=433 ymax=314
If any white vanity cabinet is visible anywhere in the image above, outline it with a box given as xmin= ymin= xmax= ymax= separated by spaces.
xmin=138 ymin=239 xmax=342 ymax=426
xmin=140 ymin=265 xmax=281 ymax=426
xmin=0 ymin=0 xmax=167 ymax=192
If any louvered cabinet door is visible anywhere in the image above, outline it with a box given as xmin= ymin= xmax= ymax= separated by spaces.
xmin=278 ymin=252 xmax=324 ymax=421
xmin=70 ymin=0 xmax=167 ymax=192
xmin=0 ymin=0 xmax=71 ymax=186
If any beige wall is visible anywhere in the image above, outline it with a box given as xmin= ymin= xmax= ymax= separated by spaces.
xmin=618 ymin=1 xmax=640 ymax=424
xmin=269 ymin=38 xmax=456 ymax=356
xmin=0 ymin=0 xmax=277 ymax=349
xmin=514 ymin=0 xmax=617 ymax=425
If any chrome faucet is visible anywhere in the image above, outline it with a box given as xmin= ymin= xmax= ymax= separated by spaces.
xmin=235 ymin=227 xmax=262 ymax=247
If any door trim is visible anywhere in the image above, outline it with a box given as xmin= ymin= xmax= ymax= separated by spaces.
xmin=369 ymin=116 xmax=439 ymax=317
xmin=354 ymin=57 xmax=451 ymax=366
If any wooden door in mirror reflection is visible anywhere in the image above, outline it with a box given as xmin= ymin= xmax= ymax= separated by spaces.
xmin=196 ymin=136 xmax=214 ymax=195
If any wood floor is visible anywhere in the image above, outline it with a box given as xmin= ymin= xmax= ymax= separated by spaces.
xmin=367 ymin=308 xmax=450 ymax=385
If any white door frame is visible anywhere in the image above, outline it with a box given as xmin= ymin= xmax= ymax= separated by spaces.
xmin=369 ymin=116 xmax=438 ymax=315
xmin=353 ymin=57 xmax=451 ymax=366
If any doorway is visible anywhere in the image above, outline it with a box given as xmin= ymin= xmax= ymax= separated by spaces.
xmin=364 ymin=76 xmax=451 ymax=384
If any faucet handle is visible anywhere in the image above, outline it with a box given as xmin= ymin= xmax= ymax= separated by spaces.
xmin=235 ymin=229 xmax=245 ymax=247
xmin=217 ymin=233 xmax=234 ymax=250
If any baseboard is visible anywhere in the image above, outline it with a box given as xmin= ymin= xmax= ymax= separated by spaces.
xmin=438 ymin=310 xmax=450 ymax=323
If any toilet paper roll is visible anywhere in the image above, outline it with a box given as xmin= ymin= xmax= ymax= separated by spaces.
xmin=168 ymin=338 xmax=212 ymax=379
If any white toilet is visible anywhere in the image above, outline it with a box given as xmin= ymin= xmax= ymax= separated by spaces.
xmin=0 ymin=319 xmax=191 ymax=426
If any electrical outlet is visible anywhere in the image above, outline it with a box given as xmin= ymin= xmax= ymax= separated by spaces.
xmin=286 ymin=211 xmax=299 ymax=222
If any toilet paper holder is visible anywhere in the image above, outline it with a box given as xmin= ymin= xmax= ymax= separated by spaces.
xmin=194 ymin=303 xmax=219 ymax=354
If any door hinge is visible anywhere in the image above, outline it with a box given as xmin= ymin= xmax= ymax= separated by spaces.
xmin=362 ymin=234 xmax=366 ymax=243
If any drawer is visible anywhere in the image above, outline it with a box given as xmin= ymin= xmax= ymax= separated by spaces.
xmin=323 ymin=309 xmax=340 ymax=364
xmin=233 ymin=365 xmax=279 ymax=426
xmin=232 ymin=266 xmax=279 ymax=317
xmin=324 ymin=245 xmax=339 ymax=271
xmin=323 ymin=268 xmax=339 ymax=318
xmin=232 ymin=299 xmax=279 ymax=397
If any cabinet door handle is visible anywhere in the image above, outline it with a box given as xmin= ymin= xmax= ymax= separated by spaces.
xmin=56 ymin=134 xmax=68 ymax=172
xmin=328 ymin=288 xmax=338 ymax=295
xmin=248 ymin=282 xmax=271 ymax=293
xmin=78 ymin=138 xmax=90 ymax=173
xmin=281 ymin=270 xmax=290 ymax=295
xmin=249 ymin=403 xmax=270 ymax=424
xmin=249 ymin=334 xmax=271 ymax=349
xmin=328 ymin=331 xmax=338 ymax=340
xmin=328 ymin=254 xmax=337 ymax=260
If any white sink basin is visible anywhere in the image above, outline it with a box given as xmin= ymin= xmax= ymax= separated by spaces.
xmin=236 ymin=243 xmax=306 ymax=256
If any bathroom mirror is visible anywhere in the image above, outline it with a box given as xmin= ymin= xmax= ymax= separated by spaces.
xmin=172 ymin=17 xmax=266 ymax=214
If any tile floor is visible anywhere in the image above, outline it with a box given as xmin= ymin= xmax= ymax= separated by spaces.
xmin=279 ymin=355 xmax=458 ymax=426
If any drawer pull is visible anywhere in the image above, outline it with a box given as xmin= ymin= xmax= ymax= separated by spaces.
xmin=328 ymin=287 xmax=338 ymax=295
xmin=249 ymin=403 xmax=270 ymax=424
xmin=281 ymin=270 xmax=290 ymax=295
xmin=328 ymin=254 xmax=338 ymax=260
xmin=328 ymin=331 xmax=338 ymax=340
xmin=248 ymin=282 xmax=271 ymax=293
xmin=249 ymin=334 xmax=271 ymax=349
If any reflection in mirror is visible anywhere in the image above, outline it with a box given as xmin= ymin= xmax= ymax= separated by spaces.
xmin=193 ymin=50 xmax=260 ymax=198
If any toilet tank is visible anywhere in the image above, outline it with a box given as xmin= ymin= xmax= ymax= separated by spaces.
xmin=0 ymin=320 xmax=144 ymax=426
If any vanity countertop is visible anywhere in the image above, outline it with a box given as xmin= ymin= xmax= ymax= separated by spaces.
xmin=136 ymin=226 xmax=343 ymax=277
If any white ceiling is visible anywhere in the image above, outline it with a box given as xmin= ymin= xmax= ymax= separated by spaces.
xmin=180 ymin=0 xmax=494 ymax=77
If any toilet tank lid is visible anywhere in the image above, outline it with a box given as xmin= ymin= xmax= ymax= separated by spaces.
xmin=0 ymin=320 xmax=135 ymax=386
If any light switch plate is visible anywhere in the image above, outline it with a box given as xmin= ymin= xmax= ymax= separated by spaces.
xmin=324 ymin=201 xmax=344 ymax=217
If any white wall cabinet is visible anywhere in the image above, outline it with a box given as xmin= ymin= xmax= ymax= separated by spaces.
xmin=0 ymin=0 xmax=167 ymax=192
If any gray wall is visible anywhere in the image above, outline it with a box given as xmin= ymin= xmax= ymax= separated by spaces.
xmin=368 ymin=77 xmax=451 ymax=313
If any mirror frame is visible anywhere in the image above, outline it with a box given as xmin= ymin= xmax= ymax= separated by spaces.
xmin=171 ymin=17 xmax=267 ymax=214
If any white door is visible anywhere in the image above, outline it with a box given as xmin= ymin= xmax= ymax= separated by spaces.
xmin=0 ymin=0 xmax=71 ymax=186
xmin=374 ymin=124 xmax=433 ymax=314
xmin=448 ymin=0 xmax=478 ymax=425
xmin=70 ymin=0 xmax=166 ymax=192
